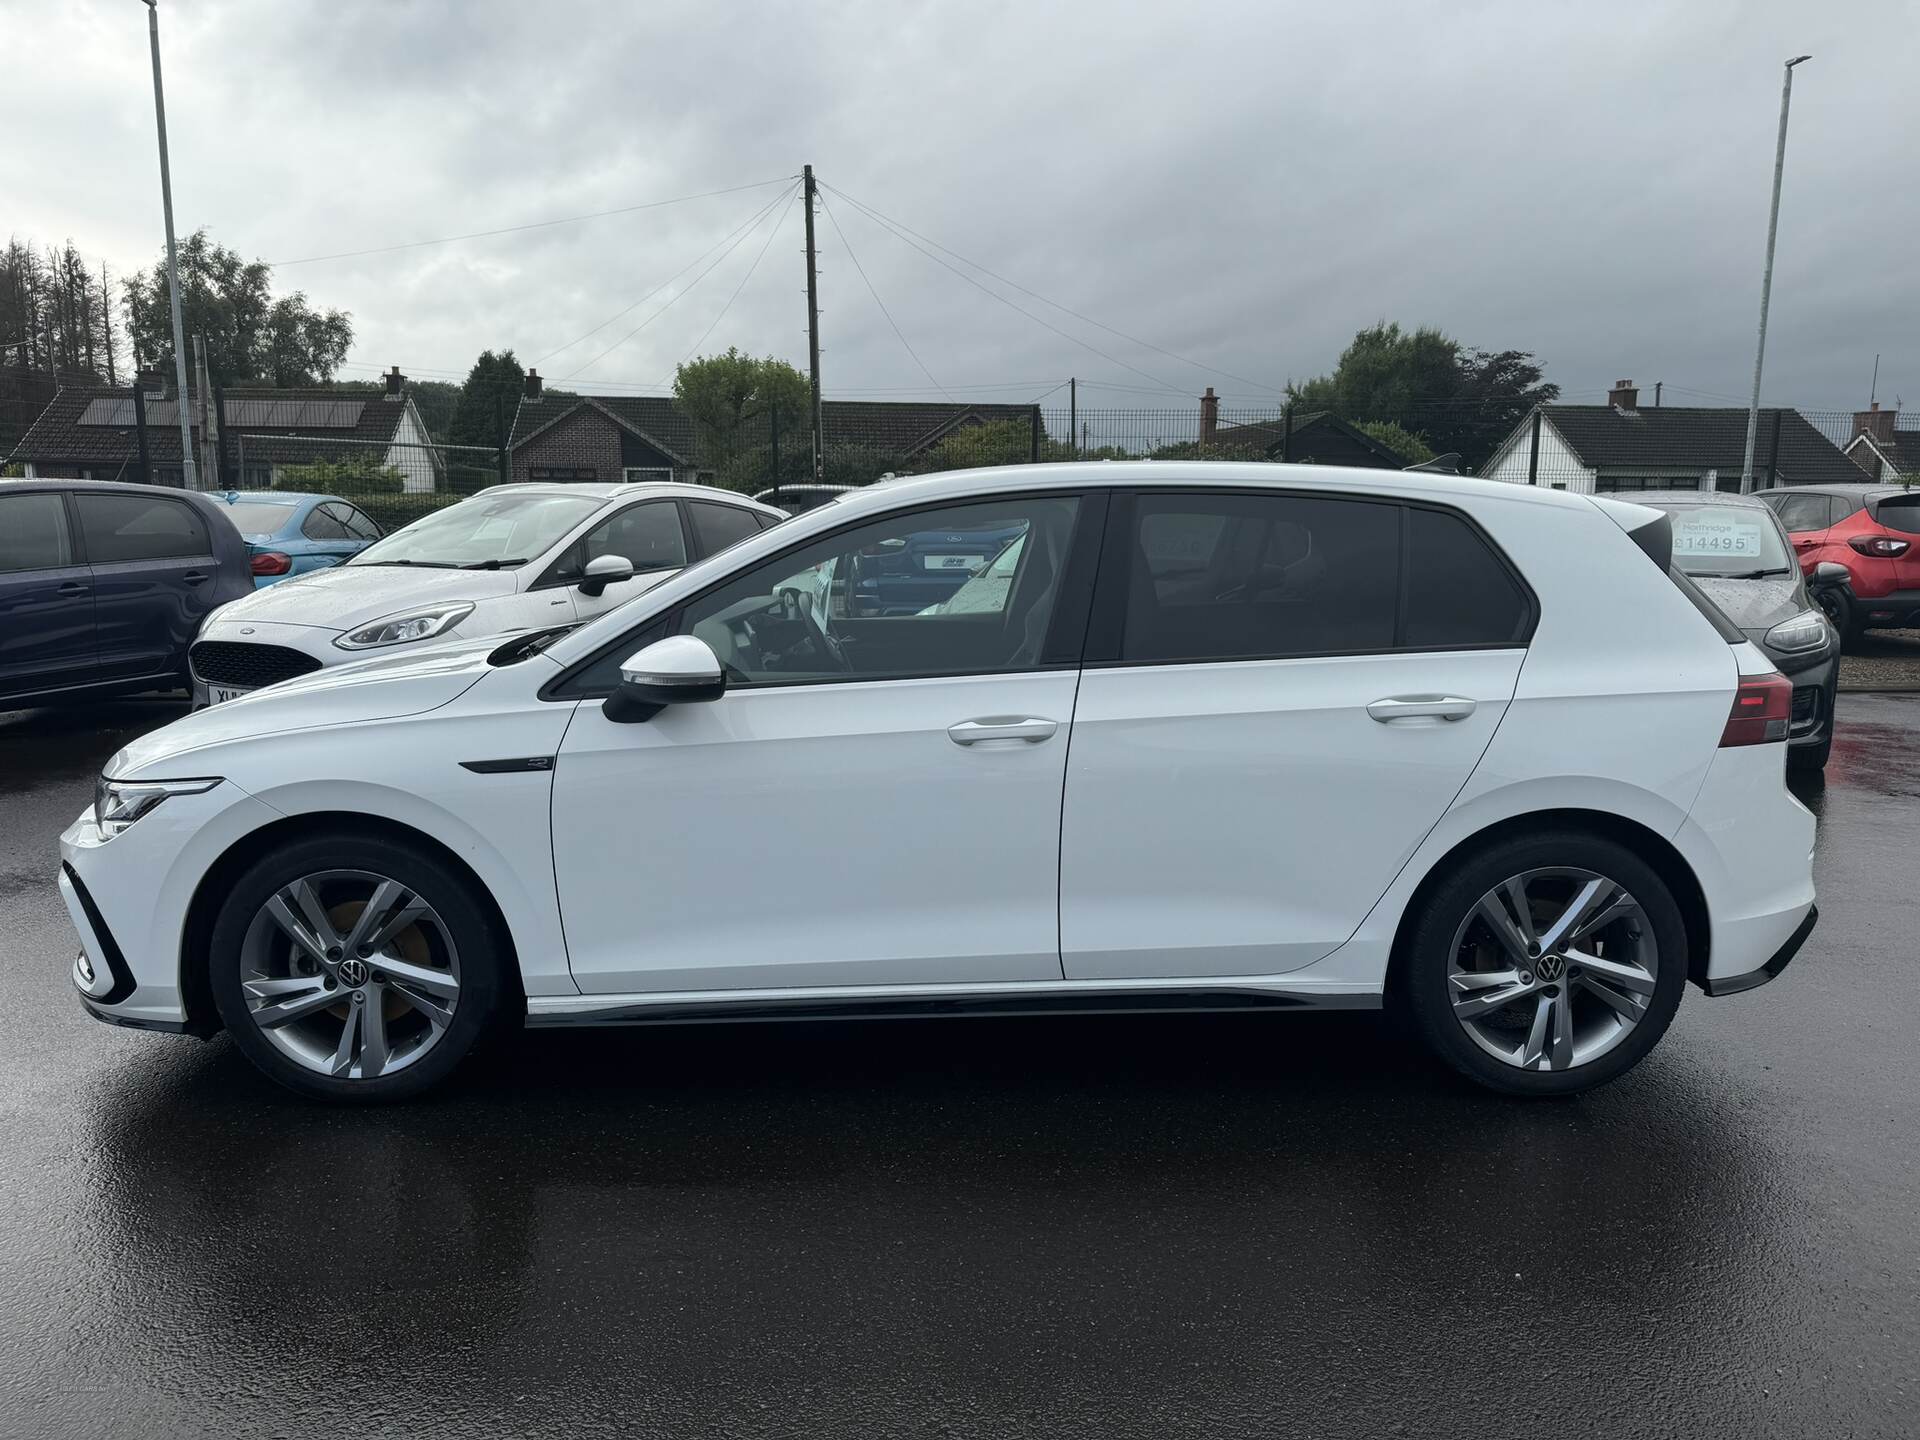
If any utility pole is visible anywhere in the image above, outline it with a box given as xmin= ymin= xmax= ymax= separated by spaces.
xmin=1741 ymin=54 xmax=1811 ymax=492
xmin=802 ymin=164 xmax=824 ymax=483
xmin=1069 ymin=378 xmax=1077 ymax=457
xmin=144 ymin=0 xmax=198 ymax=489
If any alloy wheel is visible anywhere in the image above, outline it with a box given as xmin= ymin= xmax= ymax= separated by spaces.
xmin=1446 ymin=867 xmax=1658 ymax=1072
xmin=237 ymin=869 xmax=462 ymax=1081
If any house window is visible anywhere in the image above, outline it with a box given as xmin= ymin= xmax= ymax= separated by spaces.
xmin=530 ymin=466 xmax=598 ymax=483
xmin=1598 ymin=476 xmax=1700 ymax=493
xmin=622 ymin=466 xmax=672 ymax=484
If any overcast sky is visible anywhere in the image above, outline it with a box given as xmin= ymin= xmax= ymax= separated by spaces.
xmin=4 ymin=0 xmax=1915 ymax=415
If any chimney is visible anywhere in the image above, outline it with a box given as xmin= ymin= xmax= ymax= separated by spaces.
xmin=524 ymin=368 xmax=543 ymax=400
xmin=385 ymin=365 xmax=406 ymax=397
xmin=1852 ymin=401 xmax=1895 ymax=445
xmin=1608 ymin=379 xmax=1639 ymax=411
xmin=1199 ymin=386 xmax=1218 ymax=448
xmin=136 ymin=368 xmax=166 ymax=399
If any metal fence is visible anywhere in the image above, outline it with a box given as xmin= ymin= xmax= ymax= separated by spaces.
xmin=217 ymin=430 xmax=505 ymax=529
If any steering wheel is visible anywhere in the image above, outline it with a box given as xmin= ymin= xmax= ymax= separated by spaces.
xmin=777 ymin=587 xmax=850 ymax=671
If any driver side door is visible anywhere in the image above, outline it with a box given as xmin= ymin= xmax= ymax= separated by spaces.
xmin=549 ymin=492 xmax=1097 ymax=994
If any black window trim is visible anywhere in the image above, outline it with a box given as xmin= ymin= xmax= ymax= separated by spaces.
xmin=530 ymin=497 xmax=691 ymax=591
xmin=540 ymin=487 xmax=1108 ymax=702
xmin=1080 ymin=485 xmax=1539 ymax=669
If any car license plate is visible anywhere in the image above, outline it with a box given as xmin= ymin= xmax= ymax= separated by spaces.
xmin=206 ymin=684 xmax=251 ymax=706
xmin=925 ymin=554 xmax=978 ymax=571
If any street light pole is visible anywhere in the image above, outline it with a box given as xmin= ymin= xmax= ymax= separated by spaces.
xmin=144 ymin=0 xmax=198 ymax=489
xmin=1741 ymin=54 xmax=1810 ymax=492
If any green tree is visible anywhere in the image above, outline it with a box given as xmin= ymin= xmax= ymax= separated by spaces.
xmin=1353 ymin=419 xmax=1433 ymax=464
xmin=673 ymin=349 xmax=810 ymax=473
xmin=122 ymin=229 xmax=351 ymax=385
xmin=914 ymin=416 xmax=1066 ymax=472
xmin=448 ymin=350 xmax=526 ymax=448
xmin=1289 ymin=322 xmax=1557 ymax=471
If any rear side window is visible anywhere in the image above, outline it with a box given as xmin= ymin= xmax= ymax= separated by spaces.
xmin=1118 ymin=493 xmax=1400 ymax=663
xmin=74 ymin=493 xmax=208 ymax=563
xmin=1402 ymin=507 xmax=1532 ymax=647
xmin=302 ymin=506 xmax=350 ymax=541
xmin=339 ymin=505 xmax=381 ymax=541
xmin=1873 ymin=495 xmax=1920 ymax=537
xmin=689 ymin=501 xmax=763 ymax=557
xmin=0 ymin=493 xmax=73 ymax=572
xmin=1769 ymin=492 xmax=1835 ymax=532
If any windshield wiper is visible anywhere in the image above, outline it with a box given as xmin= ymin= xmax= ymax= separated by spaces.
xmin=1707 ymin=567 xmax=1794 ymax=579
xmin=351 ymin=559 xmax=460 ymax=568
xmin=461 ymin=558 xmax=529 ymax=570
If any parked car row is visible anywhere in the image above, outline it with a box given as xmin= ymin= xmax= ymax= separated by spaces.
xmin=0 ymin=478 xmax=781 ymax=711
xmin=61 ymin=463 xmax=1818 ymax=1106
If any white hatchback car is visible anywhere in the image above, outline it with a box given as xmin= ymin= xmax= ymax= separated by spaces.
xmin=187 ymin=482 xmax=782 ymax=705
xmin=62 ymin=463 xmax=1818 ymax=1101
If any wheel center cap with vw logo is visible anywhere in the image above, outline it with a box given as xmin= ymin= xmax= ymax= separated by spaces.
xmin=1534 ymin=953 xmax=1567 ymax=982
xmin=336 ymin=956 xmax=371 ymax=987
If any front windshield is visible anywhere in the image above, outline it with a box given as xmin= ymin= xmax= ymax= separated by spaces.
xmin=1653 ymin=503 xmax=1794 ymax=577
xmin=350 ymin=492 xmax=602 ymax=568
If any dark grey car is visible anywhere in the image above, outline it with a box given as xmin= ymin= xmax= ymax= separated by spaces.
xmin=1632 ymin=490 xmax=1838 ymax=770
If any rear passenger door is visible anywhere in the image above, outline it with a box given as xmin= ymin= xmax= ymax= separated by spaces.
xmin=0 ymin=490 xmax=96 ymax=701
xmin=75 ymin=491 xmax=220 ymax=683
xmin=1059 ymin=490 xmax=1534 ymax=980
xmin=1766 ymin=491 xmax=1835 ymax=568
xmin=298 ymin=502 xmax=365 ymax=572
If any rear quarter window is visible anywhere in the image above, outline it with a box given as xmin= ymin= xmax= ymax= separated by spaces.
xmin=1402 ymin=507 xmax=1532 ymax=647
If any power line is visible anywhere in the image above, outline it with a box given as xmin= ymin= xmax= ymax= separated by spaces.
xmin=557 ymin=183 xmax=801 ymax=382
xmin=823 ymin=184 xmax=1192 ymax=399
xmin=535 ymin=182 xmax=797 ymax=366
xmin=821 ymin=179 xmax=1276 ymax=396
xmin=662 ymin=188 xmax=798 ymax=383
xmin=267 ymin=176 xmax=797 ymax=267
xmin=817 ymin=191 xmax=950 ymax=401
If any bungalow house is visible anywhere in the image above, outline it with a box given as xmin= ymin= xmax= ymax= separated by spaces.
xmin=1480 ymin=381 xmax=1860 ymax=493
xmin=7 ymin=366 xmax=443 ymax=493
xmin=1842 ymin=403 xmax=1919 ymax=483
xmin=507 ymin=370 xmax=1039 ymax=485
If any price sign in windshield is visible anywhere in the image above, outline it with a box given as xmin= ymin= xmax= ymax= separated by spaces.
xmin=1671 ymin=513 xmax=1767 ymax=558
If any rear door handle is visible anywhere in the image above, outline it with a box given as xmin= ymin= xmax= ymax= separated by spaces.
xmin=1367 ymin=695 xmax=1477 ymax=724
xmin=182 ymin=571 xmax=208 ymax=586
xmin=57 ymin=581 xmax=89 ymax=596
xmin=947 ymin=716 xmax=1058 ymax=746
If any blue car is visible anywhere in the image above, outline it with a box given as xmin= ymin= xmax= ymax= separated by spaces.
xmin=208 ymin=491 xmax=384 ymax=587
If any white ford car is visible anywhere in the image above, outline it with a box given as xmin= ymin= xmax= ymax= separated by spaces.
xmin=62 ymin=463 xmax=1818 ymax=1101
xmin=187 ymin=482 xmax=782 ymax=705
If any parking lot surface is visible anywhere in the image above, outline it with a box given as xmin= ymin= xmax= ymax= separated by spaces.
xmin=1 ymin=695 xmax=1915 ymax=1439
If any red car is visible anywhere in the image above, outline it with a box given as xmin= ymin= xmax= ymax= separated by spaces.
xmin=1755 ymin=484 xmax=1920 ymax=640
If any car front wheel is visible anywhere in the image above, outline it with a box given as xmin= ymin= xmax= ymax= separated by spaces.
xmin=1401 ymin=832 xmax=1689 ymax=1096
xmin=208 ymin=831 xmax=509 ymax=1101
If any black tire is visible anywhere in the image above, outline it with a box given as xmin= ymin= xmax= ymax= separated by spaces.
xmin=1788 ymin=729 xmax=1832 ymax=772
xmin=1400 ymin=829 xmax=1689 ymax=1097
xmin=1815 ymin=586 xmax=1857 ymax=649
xmin=208 ymin=830 xmax=510 ymax=1102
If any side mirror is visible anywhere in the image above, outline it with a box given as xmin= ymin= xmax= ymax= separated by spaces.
xmin=578 ymin=553 xmax=635 ymax=598
xmin=1810 ymin=561 xmax=1849 ymax=589
xmin=603 ymin=635 xmax=725 ymax=724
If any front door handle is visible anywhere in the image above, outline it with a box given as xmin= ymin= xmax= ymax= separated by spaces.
xmin=181 ymin=571 xmax=208 ymax=586
xmin=1367 ymin=695 xmax=1477 ymax=724
xmin=947 ymin=716 xmax=1058 ymax=746
xmin=57 ymin=581 xmax=89 ymax=597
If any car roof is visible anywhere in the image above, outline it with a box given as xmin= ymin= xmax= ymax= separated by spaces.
xmin=1753 ymin=483 xmax=1898 ymax=502
xmin=1626 ymin=489 xmax=1769 ymax=507
xmin=0 ymin=476 xmax=231 ymax=509
xmin=477 ymin=481 xmax=782 ymax=512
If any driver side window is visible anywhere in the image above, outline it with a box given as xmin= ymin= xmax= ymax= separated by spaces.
xmin=676 ymin=496 xmax=1083 ymax=686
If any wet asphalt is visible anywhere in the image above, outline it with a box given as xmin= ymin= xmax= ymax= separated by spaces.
xmin=0 ymin=695 xmax=1915 ymax=1440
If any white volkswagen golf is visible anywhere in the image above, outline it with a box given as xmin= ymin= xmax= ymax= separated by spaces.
xmin=61 ymin=463 xmax=1818 ymax=1101
xmin=188 ymin=481 xmax=781 ymax=705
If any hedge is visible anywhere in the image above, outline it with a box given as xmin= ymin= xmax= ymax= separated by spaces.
xmin=352 ymin=492 xmax=467 ymax=532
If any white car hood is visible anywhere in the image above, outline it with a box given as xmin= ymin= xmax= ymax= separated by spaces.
xmin=205 ymin=563 xmax=520 ymax=632
xmin=108 ymin=634 xmax=521 ymax=776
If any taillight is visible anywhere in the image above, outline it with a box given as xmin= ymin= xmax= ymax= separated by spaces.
xmin=1720 ymin=672 xmax=1793 ymax=747
xmin=250 ymin=551 xmax=292 ymax=575
xmin=1848 ymin=534 xmax=1910 ymax=558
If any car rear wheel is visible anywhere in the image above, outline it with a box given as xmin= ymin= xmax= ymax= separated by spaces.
xmin=208 ymin=832 xmax=509 ymax=1102
xmin=1401 ymin=831 xmax=1688 ymax=1096
xmin=1814 ymin=585 xmax=1856 ymax=647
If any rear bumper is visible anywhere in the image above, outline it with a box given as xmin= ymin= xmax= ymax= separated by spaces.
xmin=1857 ymin=588 xmax=1920 ymax=628
xmin=1701 ymin=903 xmax=1817 ymax=997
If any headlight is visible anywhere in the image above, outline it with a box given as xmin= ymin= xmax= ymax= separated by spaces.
xmin=94 ymin=776 xmax=222 ymax=837
xmin=1764 ymin=609 xmax=1831 ymax=655
xmin=334 ymin=602 xmax=475 ymax=650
